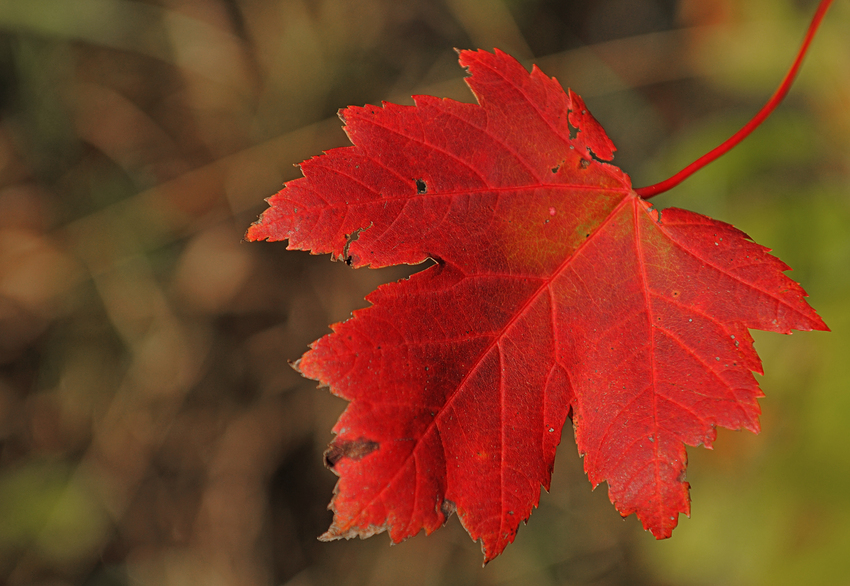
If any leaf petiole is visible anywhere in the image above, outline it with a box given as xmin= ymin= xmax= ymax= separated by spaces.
xmin=634 ymin=0 xmax=834 ymax=199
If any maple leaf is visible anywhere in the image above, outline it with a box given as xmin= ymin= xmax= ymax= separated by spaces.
xmin=247 ymin=47 xmax=828 ymax=561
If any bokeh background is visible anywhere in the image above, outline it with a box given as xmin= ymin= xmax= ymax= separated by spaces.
xmin=0 ymin=0 xmax=848 ymax=584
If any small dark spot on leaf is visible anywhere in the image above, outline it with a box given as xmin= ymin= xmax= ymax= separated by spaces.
xmin=324 ymin=437 xmax=379 ymax=469
xmin=579 ymin=158 xmax=590 ymax=169
xmin=415 ymin=178 xmax=427 ymax=194
xmin=551 ymin=164 xmax=560 ymax=173
xmin=672 ymin=290 xmax=680 ymax=298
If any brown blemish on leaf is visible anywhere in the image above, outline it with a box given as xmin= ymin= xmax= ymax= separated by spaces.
xmin=440 ymin=498 xmax=456 ymax=522
xmin=324 ymin=437 xmax=380 ymax=469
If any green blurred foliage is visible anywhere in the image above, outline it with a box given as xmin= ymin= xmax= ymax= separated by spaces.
xmin=645 ymin=2 xmax=850 ymax=584
xmin=0 ymin=0 xmax=847 ymax=585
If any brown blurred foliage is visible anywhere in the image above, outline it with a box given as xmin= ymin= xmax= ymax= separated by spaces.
xmin=0 ymin=1 xmax=847 ymax=585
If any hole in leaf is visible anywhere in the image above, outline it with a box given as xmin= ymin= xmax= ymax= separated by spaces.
xmin=415 ymin=178 xmax=427 ymax=194
xmin=567 ymin=118 xmax=578 ymax=140
xmin=342 ymin=222 xmax=373 ymax=265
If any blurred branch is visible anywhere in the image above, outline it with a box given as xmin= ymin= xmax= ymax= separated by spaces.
xmin=60 ymin=26 xmax=712 ymax=256
xmin=0 ymin=0 xmax=248 ymax=85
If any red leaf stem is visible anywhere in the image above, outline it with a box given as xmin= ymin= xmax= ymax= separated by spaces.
xmin=634 ymin=0 xmax=834 ymax=199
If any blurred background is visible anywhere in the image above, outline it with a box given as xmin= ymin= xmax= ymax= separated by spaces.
xmin=0 ymin=0 xmax=848 ymax=584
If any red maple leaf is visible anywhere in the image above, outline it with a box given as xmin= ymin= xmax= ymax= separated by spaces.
xmin=247 ymin=35 xmax=829 ymax=560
